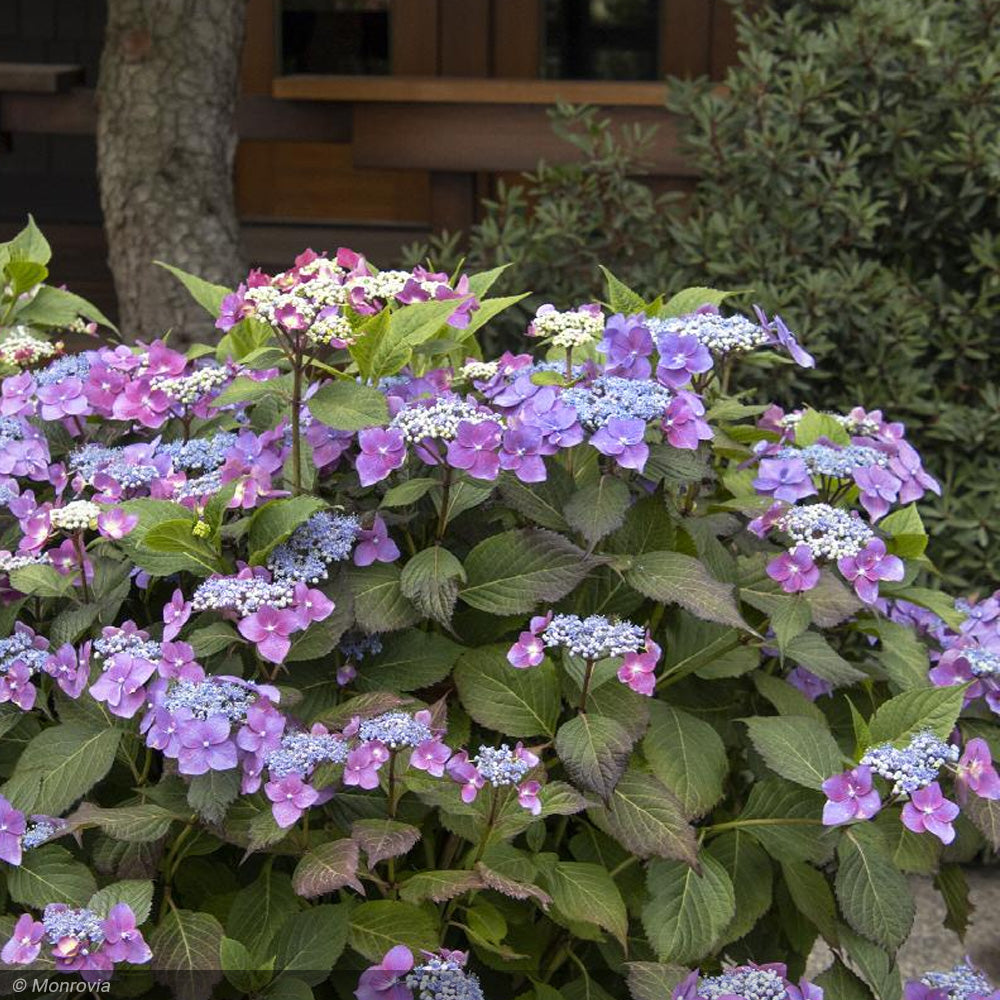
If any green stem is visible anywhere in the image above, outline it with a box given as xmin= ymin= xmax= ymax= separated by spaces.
xmin=73 ymin=532 xmax=91 ymax=604
xmin=578 ymin=659 xmax=595 ymax=713
xmin=290 ymin=352 xmax=304 ymax=495
xmin=436 ymin=466 xmax=453 ymax=541
xmin=469 ymin=787 xmax=500 ymax=868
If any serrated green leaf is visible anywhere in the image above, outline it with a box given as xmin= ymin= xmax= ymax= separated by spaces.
xmin=307 ymin=380 xmax=390 ymax=430
xmin=564 ymin=475 xmax=632 ymax=547
xmin=867 ymin=685 xmax=966 ymax=743
xmin=149 ymin=908 xmax=224 ymax=1000
xmin=548 ymin=861 xmax=628 ymax=947
xmin=555 ymin=714 xmax=633 ymax=801
xmin=156 ymin=260 xmax=230 ymax=316
xmin=354 ymin=629 xmax=461 ymax=692
xmin=7 ymin=844 xmax=97 ymax=908
xmin=399 ymin=546 xmax=466 ymax=625
xmin=347 ymin=901 xmax=439 ymax=961
xmin=707 ymin=830 xmax=772 ymax=944
xmin=742 ymin=715 xmax=844 ymax=788
xmin=248 ymin=496 xmax=326 ymax=565
xmin=88 ymin=879 xmax=154 ymax=923
xmin=292 ymin=840 xmax=363 ymax=898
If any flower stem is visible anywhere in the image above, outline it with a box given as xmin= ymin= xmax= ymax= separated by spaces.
xmin=290 ymin=356 xmax=304 ymax=495
xmin=470 ymin=786 xmax=500 ymax=867
xmin=436 ymin=466 xmax=453 ymax=541
xmin=73 ymin=532 xmax=91 ymax=604
xmin=578 ymin=659 xmax=595 ymax=713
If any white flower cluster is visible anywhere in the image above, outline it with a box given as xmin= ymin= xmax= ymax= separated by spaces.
xmin=305 ymin=310 xmax=354 ymax=348
xmin=390 ymin=398 xmax=502 ymax=443
xmin=459 ymin=360 xmax=499 ymax=381
xmin=776 ymin=503 xmax=873 ymax=560
xmin=649 ymin=313 xmax=770 ymax=354
xmin=0 ymin=550 xmax=48 ymax=573
xmin=532 ymin=308 xmax=604 ymax=349
xmin=0 ymin=328 xmax=62 ymax=367
xmin=345 ymin=269 xmax=411 ymax=302
xmin=245 ymin=274 xmax=349 ymax=328
xmin=49 ymin=500 xmax=101 ymax=532
xmin=151 ymin=366 xmax=232 ymax=405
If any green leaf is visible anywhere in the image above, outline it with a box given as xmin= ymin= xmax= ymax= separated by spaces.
xmin=838 ymin=925 xmax=903 ymax=1000
xmin=793 ymin=408 xmax=851 ymax=447
xmin=7 ymin=845 xmax=97 ymax=908
xmin=643 ymin=703 xmax=726 ymax=819
xmin=548 ymin=861 xmax=628 ymax=947
xmin=272 ymin=903 xmax=349 ymax=985
xmin=498 ymin=467 xmax=574 ymax=531
xmin=642 ymin=854 xmax=736 ymax=964
xmin=883 ymin=585 xmax=965 ymax=631
xmin=400 ymin=870 xmax=484 ymax=904
xmin=453 ymin=645 xmax=561 ymax=738
xmin=354 ymin=630 xmax=461 ymax=692
xmin=6 ymin=215 xmax=51 ymax=264
xmin=348 ymin=562 xmax=420 ymax=633
xmin=625 ymin=963 xmax=690 ymax=1000
xmin=351 ymin=819 xmax=421 ymax=866
xmin=879 ymin=504 xmax=928 ymax=560
xmin=599 ymin=265 xmax=648 ymax=314
xmin=188 ymin=621 xmax=242 ymax=658
xmin=836 ymin=825 xmax=914 ymax=951
xmin=348 ymin=901 xmax=439 ymax=961
xmin=187 ymin=769 xmax=241 ymax=825
xmin=752 ymin=671 xmax=826 ymax=723
xmin=214 ymin=373 xmax=294 ymax=409
xmin=88 ymin=879 xmax=155 ymax=923
xmin=7 ymin=563 xmax=75 ymax=598
xmin=813 ymin=961 xmax=876 ymax=1000
xmin=934 ymin=864 xmax=971 ymax=938
xmin=69 ymin=802 xmax=178 ymax=842
xmin=867 ymin=685 xmax=966 ymax=743
xmin=13 ymin=722 xmax=122 ymax=815
xmin=142 ymin=518 xmax=226 ymax=576
xmin=5 ymin=259 xmax=48 ymax=297
xmin=155 ymin=260 xmax=230 ymax=316
xmin=227 ymin=869 xmax=302 ymax=964
xmin=965 ymin=794 xmax=1000 ymax=849
xmin=738 ymin=778 xmax=830 ymax=862
xmin=659 ymin=286 xmax=732 ymax=318
xmin=221 ymin=936 xmax=273 ymax=994
xmin=248 ymin=496 xmax=326 ymax=565
xmin=564 ymin=475 xmax=632 ymax=547
xmin=149 ymin=908 xmax=224 ymax=1000
xmin=742 ymin=715 xmax=844 ymax=789
xmin=380 ymin=477 xmax=439 ymax=509
xmin=625 ymin=551 xmax=750 ymax=632
xmin=307 ymin=380 xmax=390 ymax=431
xmin=873 ymin=619 xmax=930 ymax=690
xmin=399 ymin=546 xmax=466 ymax=625
xmin=555 ymin=714 xmax=633 ymax=801
xmin=292 ymin=840 xmax=363 ymax=898
xmin=17 ymin=283 xmax=117 ymax=331
xmin=706 ymin=830 xmax=772 ymax=944
xmin=781 ymin=860 xmax=840 ymax=944
xmin=600 ymin=768 xmax=698 ymax=865
xmin=770 ymin=594 xmax=812 ymax=653
xmin=785 ymin=631 xmax=866 ymax=686
xmin=460 ymin=528 xmax=594 ymax=615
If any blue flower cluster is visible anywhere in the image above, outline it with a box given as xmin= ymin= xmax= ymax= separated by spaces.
xmin=860 ymin=731 xmax=960 ymax=796
xmin=405 ymin=956 xmax=485 ymax=1000
xmin=390 ymin=397 xmax=501 ymax=443
xmin=775 ymin=503 xmax=874 ymax=561
xmin=0 ymin=631 xmax=48 ymax=676
xmin=93 ymin=629 xmax=161 ymax=663
xmin=964 ymin=649 xmax=1000 ymax=678
xmin=265 ymin=731 xmax=349 ymax=780
xmin=920 ymin=963 xmax=995 ymax=1000
xmin=157 ymin=433 xmax=238 ymax=471
xmin=36 ymin=355 xmax=92 ymax=386
xmin=267 ymin=511 xmax=360 ymax=583
xmin=162 ymin=679 xmax=256 ymax=722
xmin=562 ymin=375 xmax=672 ymax=431
xmin=357 ymin=711 xmax=432 ymax=750
xmin=776 ymin=443 xmax=889 ymax=479
xmin=21 ymin=818 xmax=62 ymax=850
xmin=693 ymin=967 xmax=789 ymax=999
xmin=0 ymin=417 xmax=28 ymax=447
xmin=541 ymin=613 xmax=646 ymax=660
xmin=173 ymin=469 xmax=225 ymax=502
xmin=339 ymin=632 xmax=383 ymax=661
xmin=69 ymin=443 xmax=165 ymax=490
xmin=42 ymin=905 xmax=104 ymax=946
xmin=473 ymin=744 xmax=533 ymax=787
xmin=648 ymin=313 xmax=770 ymax=355
xmin=191 ymin=575 xmax=295 ymax=616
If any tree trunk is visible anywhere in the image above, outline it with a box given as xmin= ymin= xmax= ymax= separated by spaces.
xmin=97 ymin=0 xmax=247 ymax=342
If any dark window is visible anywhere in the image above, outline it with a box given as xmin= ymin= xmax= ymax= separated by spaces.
xmin=543 ymin=0 xmax=660 ymax=80
xmin=280 ymin=0 xmax=390 ymax=76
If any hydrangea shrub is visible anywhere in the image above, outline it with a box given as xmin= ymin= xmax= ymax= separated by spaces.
xmin=0 ymin=220 xmax=997 ymax=1000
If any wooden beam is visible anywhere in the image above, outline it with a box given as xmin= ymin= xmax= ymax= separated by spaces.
xmin=439 ymin=0 xmax=490 ymax=76
xmin=0 ymin=63 xmax=85 ymax=93
xmin=275 ymin=74 xmax=670 ymax=106
xmin=351 ymin=102 xmax=694 ymax=175
xmin=241 ymin=0 xmax=276 ymax=96
xmin=659 ymin=0 xmax=712 ymax=78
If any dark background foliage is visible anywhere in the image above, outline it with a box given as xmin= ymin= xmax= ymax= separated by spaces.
xmin=412 ymin=0 xmax=1000 ymax=592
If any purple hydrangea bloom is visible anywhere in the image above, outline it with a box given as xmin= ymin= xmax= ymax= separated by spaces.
xmin=822 ymin=766 xmax=881 ymax=826
xmin=353 ymin=516 xmax=401 ymax=567
xmin=89 ymin=653 xmax=157 ymax=718
xmin=177 ymin=716 xmax=238 ymax=775
xmin=590 ymin=416 xmax=648 ymax=471
xmin=787 ymin=667 xmax=833 ymax=701
xmin=1 ymin=913 xmax=44 ymax=965
xmin=902 ymin=782 xmax=960 ymax=844
xmin=237 ymin=606 xmax=302 ymax=664
xmin=767 ymin=545 xmax=820 ymax=593
xmin=355 ymin=945 xmax=414 ymax=1000
xmin=356 ymin=427 xmax=407 ymax=486
xmin=0 ymin=794 xmax=26 ymax=866
xmin=753 ymin=457 xmax=817 ymax=502
xmin=853 ymin=465 xmax=901 ymax=521
xmin=661 ymin=391 xmax=713 ymax=450
xmin=265 ymin=774 xmax=319 ymax=828
xmin=955 ymin=739 xmax=1000 ymax=802
xmin=37 ymin=378 xmax=88 ymax=422
xmin=837 ymin=537 xmax=904 ymax=604
xmin=101 ymin=904 xmax=152 ymax=965
xmin=656 ymin=332 xmax=713 ymax=388
xmin=599 ymin=313 xmax=654 ymax=379
xmin=499 ymin=425 xmax=547 ymax=483
xmin=446 ymin=419 xmax=502 ymax=480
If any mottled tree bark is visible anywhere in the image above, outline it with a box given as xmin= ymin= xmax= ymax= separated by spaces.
xmin=97 ymin=0 xmax=247 ymax=341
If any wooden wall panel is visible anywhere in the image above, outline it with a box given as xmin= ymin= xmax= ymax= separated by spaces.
xmin=493 ymin=0 xmax=542 ymax=78
xmin=660 ymin=0 xmax=712 ymax=78
xmin=236 ymin=141 xmax=431 ymax=224
xmin=391 ymin=0 xmax=439 ymax=74
xmin=242 ymin=0 xmax=275 ymax=95
xmin=439 ymin=0 xmax=490 ymax=76
xmin=709 ymin=0 xmax=740 ymax=80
